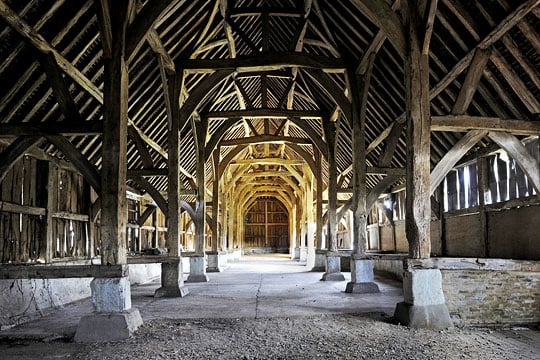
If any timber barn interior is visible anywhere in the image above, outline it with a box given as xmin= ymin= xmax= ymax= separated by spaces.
xmin=0 ymin=0 xmax=539 ymax=356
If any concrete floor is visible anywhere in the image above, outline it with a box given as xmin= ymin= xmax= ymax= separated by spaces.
xmin=0 ymin=254 xmax=403 ymax=341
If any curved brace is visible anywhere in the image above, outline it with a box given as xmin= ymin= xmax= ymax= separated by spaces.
xmin=179 ymin=70 xmax=234 ymax=129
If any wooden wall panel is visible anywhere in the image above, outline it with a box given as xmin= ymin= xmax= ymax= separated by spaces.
xmin=445 ymin=213 xmax=483 ymax=257
xmin=488 ymin=205 xmax=540 ymax=260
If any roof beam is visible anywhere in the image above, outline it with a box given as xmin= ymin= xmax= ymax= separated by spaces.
xmin=220 ymin=135 xmax=312 ymax=147
xmin=349 ymin=0 xmax=406 ymax=56
xmin=125 ymin=0 xmax=181 ymax=60
xmin=39 ymin=52 xmax=84 ymax=123
xmin=451 ymin=47 xmax=492 ymax=114
xmin=369 ymin=0 xmax=539 ymax=157
xmin=0 ymin=122 xmax=102 ymax=136
xmin=178 ymin=52 xmax=346 ymax=72
xmin=203 ymin=109 xmax=322 ymax=119
xmin=0 ymin=1 xmax=179 ymax=177
xmin=0 ymin=1 xmax=102 ymax=101
xmin=432 ymin=116 xmax=540 ymax=136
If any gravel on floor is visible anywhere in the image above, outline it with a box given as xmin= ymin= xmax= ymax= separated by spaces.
xmin=3 ymin=313 xmax=537 ymax=360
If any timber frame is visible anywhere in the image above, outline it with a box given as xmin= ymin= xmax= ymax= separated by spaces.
xmin=0 ymin=0 xmax=538 ymax=266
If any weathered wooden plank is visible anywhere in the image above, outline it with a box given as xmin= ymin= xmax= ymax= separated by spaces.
xmin=0 ymin=264 xmax=129 ymax=279
xmin=432 ymin=116 xmax=540 ymax=135
xmin=0 ymin=201 xmax=46 ymax=216
xmin=429 ymin=130 xmax=488 ymax=194
xmin=488 ymin=132 xmax=540 ymax=194
xmin=51 ymin=212 xmax=89 ymax=222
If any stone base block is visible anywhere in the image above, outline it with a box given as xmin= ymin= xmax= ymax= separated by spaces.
xmin=206 ymin=252 xmax=227 ymax=273
xmin=154 ymin=285 xmax=189 ymax=298
xmin=345 ymin=281 xmax=380 ymax=294
xmin=321 ymin=272 xmax=345 ymax=281
xmin=394 ymin=302 xmax=453 ymax=329
xmin=74 ymin=308 xmax=143 ymax=343
xmin=187 ymin=274 xmax=209 ymax=282
xmin=91 ymin=277 xmax=131 ymax=313
xmin=187 ymin=256 xmax=209 ymax=282
xmin=299 ymin=247 xmax=308 ymax=261
xmin=311 ymin=251 xmax=326 ymax=272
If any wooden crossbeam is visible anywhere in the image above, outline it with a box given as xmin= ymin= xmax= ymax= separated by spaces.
xmin=0 ymin=122 xmax=102 ymax=136
xmin=178 ymin=52 xmax=346 ymax=72
xmin=220 ymin=135 xmax=312 ymax=147
xmin=0 ymin=264 xmax=129 ymax=279
xmin=203 ymin=108 xmax=322 ymax=119
xmin=432 ymin=116 xmax=540 ymax=136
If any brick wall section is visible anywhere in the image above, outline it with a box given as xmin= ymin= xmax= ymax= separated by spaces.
xmin=441 ymin=270 xmax=540 ymax=325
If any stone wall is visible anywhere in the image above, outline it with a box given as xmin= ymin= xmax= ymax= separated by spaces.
xmin=0 ymin=278 xmax=92 ymax=329
xmin=442 ymin=268 xmax=540 ymax=326
xmin=0 ymin=263 xmax=161 ymax=329
xmin=372 ymin=256 xmax=539 ymax=326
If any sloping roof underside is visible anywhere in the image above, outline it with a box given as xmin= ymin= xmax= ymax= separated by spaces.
xmin=0 ymin=0 xmax=538 ymax=200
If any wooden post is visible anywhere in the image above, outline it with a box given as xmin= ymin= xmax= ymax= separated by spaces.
xmin=194 ymin=117 xmax=208 ymax=256
xmin=402 ymin=0 xmax=432 ymax=259
xmin=351 ymin=55 xmax=374 ymax=256
xmin=315 ymin=149 xmax=323 ymax=250
xmin=323 ymin=121 xmax=338 ymax=252
xmin=43 ymin=162 xmax=57 ymax=262
xmin=211 ymin=150 xmax=220 ymax=252
xmin=477 ymin=155 xmax=489 ymax=257
xmin=100 ymin=0 xmax=132 ymax=265
xmin=167 ymin=73 xmax=181 ymax=256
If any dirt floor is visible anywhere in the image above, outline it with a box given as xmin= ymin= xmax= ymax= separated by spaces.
xmin=1 ymin=256 xmax=539 ymax=359
xmin=2 ymin=313 xmax=539 ymax=359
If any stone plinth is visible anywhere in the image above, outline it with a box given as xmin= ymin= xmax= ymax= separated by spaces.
xmin=75 ymin=276 xmax=142 ymax=342
xmin=187 ymin=255 xmax=209 ymax=282
xmin=154 ymin=260 xmax=189 ymax=297
xmin=394 ymin=268 xmax=453 ymax=329
xmin=299 ymin=247 xmax=308 ymax=261
xmin=75 ymin=309 xmax=142 ymax=343
xmin=321 ymin=253 xmax=345 ymax=281
xmin=345 ymin=258 xmax=380 ymax=293
xmin=311 ymin=249 xmax=326 ymax=272
xmin=207 ymin=251 xmax=227 ymax=272
xmin=91 ymin=277 xmax=131 ymax=312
